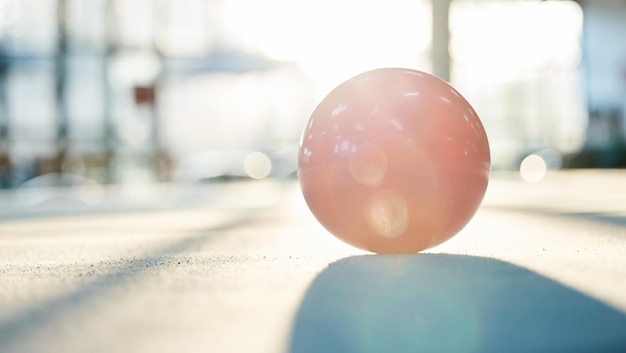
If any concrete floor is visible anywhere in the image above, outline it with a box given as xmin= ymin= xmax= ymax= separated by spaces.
xmin=0 ymin=171 xmax=625 ymax=353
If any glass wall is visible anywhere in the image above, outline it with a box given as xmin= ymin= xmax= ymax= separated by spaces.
xmin=450 ymin=0 xmax=586 ymax=170
xmin=0 ymin=0 xmax=605 ymax=189
xmin=0 ymin=0 xmax=432 ymax=187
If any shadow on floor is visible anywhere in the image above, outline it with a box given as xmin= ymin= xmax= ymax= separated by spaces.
xmin=289 ymin=254 xmax=626 ymax=353
xmin=0 ymin=211 xmax=270 ymax=352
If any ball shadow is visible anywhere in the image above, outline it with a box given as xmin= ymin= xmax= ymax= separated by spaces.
xmin=288 ymin=254 xmax=626 ymax=353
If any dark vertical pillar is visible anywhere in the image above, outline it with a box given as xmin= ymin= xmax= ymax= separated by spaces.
xmin=432 ymin=0 xmax=451 ymax=82
xmin=0 ymin=49 xmax=11 ymax=188
xmin=151 ymin=2 xmax=166 ymax=182
xmin=103 ymin=0 xmax=116 ymax=184
xmin=55 ymin=0 xmax=69 ymax=174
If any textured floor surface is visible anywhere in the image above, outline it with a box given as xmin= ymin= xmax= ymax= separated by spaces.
xmin=0 ymin=170 xmax=625 ymax=353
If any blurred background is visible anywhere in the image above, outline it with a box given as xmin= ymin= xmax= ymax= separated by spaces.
xmin=0 ymin=0 xmax=624 ymax=198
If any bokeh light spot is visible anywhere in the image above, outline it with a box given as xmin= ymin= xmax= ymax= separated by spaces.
xmin=520 ymin=154 xmax=547 ymax=182
xmin=244 ymin=151 xmax=272 ymax=179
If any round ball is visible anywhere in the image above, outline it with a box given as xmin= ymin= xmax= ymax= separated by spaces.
xmin=298 ymin=68 xmax=490 ymax=254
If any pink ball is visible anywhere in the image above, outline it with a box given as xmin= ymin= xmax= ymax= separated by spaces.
xmin=298 ymin=68 xmax=490 ymax=253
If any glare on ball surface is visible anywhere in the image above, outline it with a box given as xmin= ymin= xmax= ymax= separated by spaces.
xmin=298 ymin=68 xmax=490 ymax=254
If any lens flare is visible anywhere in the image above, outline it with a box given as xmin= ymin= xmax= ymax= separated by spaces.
xmin=349 ymin=142 xmax=388 ymax=187
xmin=366 ymin=190 xmax=408 ymax=239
